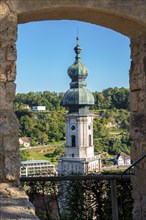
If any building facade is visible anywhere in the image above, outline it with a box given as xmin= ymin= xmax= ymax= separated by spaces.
xmin=21 ymin=160 xmax=56 ymax=177
xmin=58 ymin=38 xmax=101 ymax=175
xmin=114 ymin=152 xmax=131 ymax=166
xmin=19 ymin=137 xmax=31 ymax=148
xmin=32 ymin=106 xmax=46 ymax=111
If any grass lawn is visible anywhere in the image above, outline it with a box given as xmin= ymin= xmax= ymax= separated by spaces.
xmin=21 ymin=141 xmax=65 ymax=166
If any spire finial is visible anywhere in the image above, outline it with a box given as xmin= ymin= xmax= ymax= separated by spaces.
xmin=74 ymin=31 xmax=81 ymax=61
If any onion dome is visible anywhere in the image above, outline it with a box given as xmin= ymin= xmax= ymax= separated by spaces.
xmin=63 ymin=37 xmax=94 ymax=108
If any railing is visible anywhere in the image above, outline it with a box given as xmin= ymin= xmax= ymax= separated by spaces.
xmin=21 ymin=174 xmax=132 ymax=220
xmin=20 ymin=153 xmax=146 ymax=219
xmin=121 ymin=152 xmax=146 ymax=177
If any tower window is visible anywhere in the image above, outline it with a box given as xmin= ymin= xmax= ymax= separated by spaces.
xmin=89 ymin=135 xmax=91 ymax=146
xmin=71 ymin=125 xmax=76 ymax=130
xmin=71 ymin=135 xmax=76 ymax=147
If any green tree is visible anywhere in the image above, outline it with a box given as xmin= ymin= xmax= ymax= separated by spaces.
xmin=38 ymin=132 xmax=48 ymax=145
xmin=20 ymin=150 xmax=29 ymax=161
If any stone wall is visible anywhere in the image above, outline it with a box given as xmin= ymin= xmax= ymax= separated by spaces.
xmin=0 ymin=0 xmax=146 ymax=219
xmin=130 ymin=33 xmax=146 ymax=220
xmin=0 ymin=1 xmax=19 ymax=184
xmin=0 ymin=2 xmax=39 ymax=219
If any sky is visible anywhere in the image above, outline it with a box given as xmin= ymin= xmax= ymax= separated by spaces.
xmin=16 ymin=20 xmax=130 ymax=94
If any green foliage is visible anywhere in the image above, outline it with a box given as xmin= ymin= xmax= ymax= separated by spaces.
xmin=94 ymin=134 xmax=131 ymax=155
xmin=94 ymin=108 xmax=130 ymax=155
xmin=22 ymin=178 xmax=133 ymax=220
xmin=15 ymin=87 xmax=129 ymax=112
xmin=22 ymin=181 xmax=59 ymax=220
xmin=16 ymin=110 xmax=66 ymax=144
xmin=44 ymin=144 xmax=65 ymax=163
xmin=14 ymin=91 xmax=64 ymax=111
xmin=59 ymin=178 xmax=133 ymax=220
xmin=22 ymin=142 xmax=64 ymax=164
xmin=93 ymin=87 xmax=129 ymax=110
xmin=15 ymin=88 xmax=131 ymax=158
xmin=20 ymin=150 xmax=30 ymax=161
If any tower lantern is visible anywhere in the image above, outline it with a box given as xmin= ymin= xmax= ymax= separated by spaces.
xmin=58 ymin=38 xmax=101 ymax=175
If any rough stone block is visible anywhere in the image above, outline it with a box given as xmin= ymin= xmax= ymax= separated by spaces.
xmin=5 ymin=153 xmax=20 ymax=181
xmin=0 ymin=49 xmax=6 ymax=63
xmin=6 ymin=62 xmax=16 ymax=81
xmin=0 ymin=63 xmax=7 ymax=82
xmin=0 ymin=82 xmax=16 ymax=109
xmin=0 ymin=2 xmax=9 ymax=20
xmin=0 ymin=111 xmax=18 ymax=135
xmin=0 ymin=197 xmax=40 ymax=219
xmin=0 ymin=185 xmax=40 ymax=219
xmin=130 ymin=90 xmax=141 ymax=112
xmin=130 ymin=113 xmax=146 ymax=139
xmin=0 ymin=154 xmax=4 ymax=180
xmin=131 ymin=140 xmax=146 ymax=162
xmin=0 ymin=14 xmax=17 ymax=41
xmin=4 ymin=135 xmax=19 ymax=152
xmin=0 ymin=73 xmax=7 ymax=83
xmin=131 ymin=90 xmax=145 ymax=112
xmin=7 ymin=43 xmax=17 ymax=61
xmin=130 ymin=70 xmax=144 ymax=91
xmin=6 ymin=82 xmax=16 ymax=102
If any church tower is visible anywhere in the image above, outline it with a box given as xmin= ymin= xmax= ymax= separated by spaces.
xmin=58 ymin=38 xmax=101 ymax=175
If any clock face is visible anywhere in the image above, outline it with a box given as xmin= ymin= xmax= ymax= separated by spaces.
xmin=70 ymin=124 xmax=76 ymax=130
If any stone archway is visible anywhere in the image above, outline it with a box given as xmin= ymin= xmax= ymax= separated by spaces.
xmin=0 ymin=0 xmax=146 ymax=219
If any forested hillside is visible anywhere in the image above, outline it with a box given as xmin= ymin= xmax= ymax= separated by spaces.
xmin=15 ymin=87 xmax=130 ymax=158
xmin=15 ymin=87 xmax=129 ymax=111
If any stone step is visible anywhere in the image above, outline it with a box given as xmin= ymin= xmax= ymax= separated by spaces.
xmin=0 ymin=198 xmax=40 ymax=220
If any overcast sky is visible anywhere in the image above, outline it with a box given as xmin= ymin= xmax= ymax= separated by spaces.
xmin=16 ymin=20 xmax=130 ymax=94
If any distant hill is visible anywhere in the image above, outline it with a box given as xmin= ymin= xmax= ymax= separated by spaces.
xmin=15 ymin=87 xmax=130 ymax=160
xmin=15 ymin=87 xmax=129 ymax=111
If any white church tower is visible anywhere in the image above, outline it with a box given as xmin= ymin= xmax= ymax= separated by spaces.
xmin=58 ymin=38 xmax=101 ymax=175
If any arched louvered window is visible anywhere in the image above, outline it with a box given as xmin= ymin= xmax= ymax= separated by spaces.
xmin=71 ymin=135 xmax=76 ymax=147
xmin=89 ymin=134 xmax=91 ymax=146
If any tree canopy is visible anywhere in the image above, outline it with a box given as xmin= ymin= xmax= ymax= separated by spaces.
xmin=15 ymin=87 xmax=130 ymax=157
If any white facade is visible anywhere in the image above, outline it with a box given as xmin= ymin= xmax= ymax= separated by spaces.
xmin=21 ymin=160 xmax=56 ymax=177
xmin=23 ymin=104 xmax=31 ymax=110
xmin=19 ymin=137 xmax=30 ymax=147
xmin=32 ymin=106 xmax=46 ymax=111
xmin=58 ymin=113 xmax=102 ymax=175
xmin=58 ymin=38 xmax=101 ymax=175
xmin=115 ymin=152 xmax=131 ymax=166
xmin=65 ymin=115 xmax=94 ymax=158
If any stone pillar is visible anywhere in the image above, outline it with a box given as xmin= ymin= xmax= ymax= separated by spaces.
xmin=0 ymin=2 xmax=39 ymax=219
xmin=0 ymin=0 xmax=19 ymax=186
xmin=130 ymin=33 xmax=146 ymax=220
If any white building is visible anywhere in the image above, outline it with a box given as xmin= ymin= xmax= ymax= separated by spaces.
xmin=21 ymin=160 xmax=56 ymax=177
xmin=23 ymin=104 xmax=31 ymax=110
xmin=114 ymin=152 xmax=131 ymax=166
xmin=58 ymin=38 xmax=102 ymax=175
xmin=32 ymin=106 xmax=46 ymax=111
xmin=19 ymin=137 xmax=30 ymax=148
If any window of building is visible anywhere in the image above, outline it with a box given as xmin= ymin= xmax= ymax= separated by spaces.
xmin=71 ymin=124 xmax=76 ymax=130
xmin=71 ymin=135 xmax=76 ymax=147
xmin=89 ymin=134 xmax=91 ymax=146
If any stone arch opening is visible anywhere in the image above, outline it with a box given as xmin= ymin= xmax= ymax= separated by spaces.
xmin=1 ymin=1 xmax=146 ymax=219
xmin=17 ymin=19 xmax=131 ymax=163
